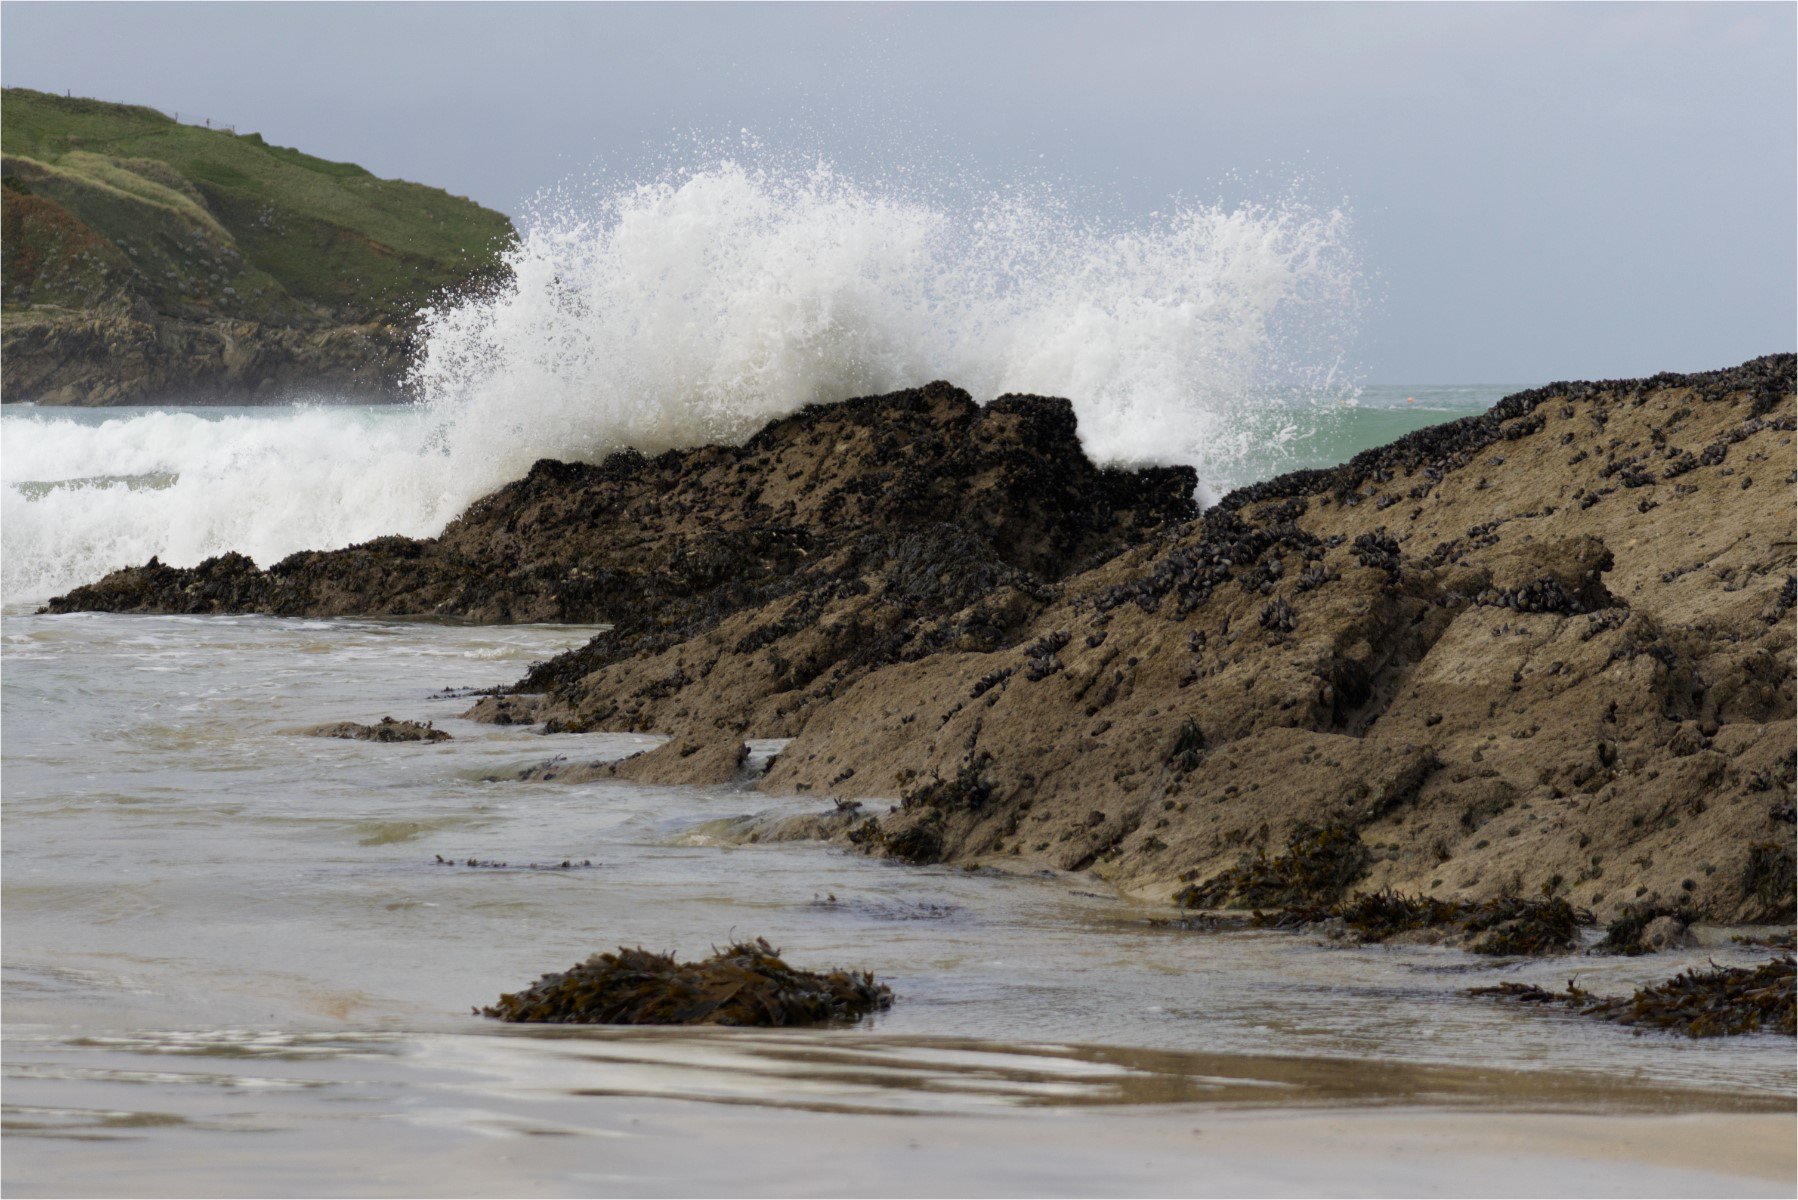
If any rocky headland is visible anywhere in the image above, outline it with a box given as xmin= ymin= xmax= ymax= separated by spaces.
xmin=47 ymin=356 xmax=1798 ymax=932
xmin=2 ymin=89 xmax=511 ymax=404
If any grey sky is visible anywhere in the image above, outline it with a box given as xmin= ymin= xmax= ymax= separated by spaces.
xmin=4 ymin=2 xmax=1792 ymax=382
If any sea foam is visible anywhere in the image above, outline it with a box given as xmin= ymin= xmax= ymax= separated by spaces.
xmin=3 ymin=160 xmax=1361 ymax=603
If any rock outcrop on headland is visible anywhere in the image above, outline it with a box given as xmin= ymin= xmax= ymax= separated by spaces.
xmin=1 ymin=310 xmax=409 ymax=406
xmin=47 ymin=357 xmax=1798 ymax=925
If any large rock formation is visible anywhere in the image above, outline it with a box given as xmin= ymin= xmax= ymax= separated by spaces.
xmin=47 ymin=357 xmax=1798 ymax=924
xmin=746 ymin=356 xmax=1796 ymax=924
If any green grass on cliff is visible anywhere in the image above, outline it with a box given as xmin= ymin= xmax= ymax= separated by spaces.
xmin=1 ymin=88 xmax=514 ymax=326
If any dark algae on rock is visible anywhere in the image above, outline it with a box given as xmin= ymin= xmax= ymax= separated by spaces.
xmin=1259 ymin=888 xmax=1594 ymax=955
xmin=1174 ymin=822 xmax=1371 ymax=910
xmin=1472 ymin=956 xmax=1796 ymax=1038
xmin=480 ymin=940 xmax=893 ymax=1026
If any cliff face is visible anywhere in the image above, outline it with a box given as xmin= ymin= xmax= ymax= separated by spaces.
xmin=1 ymin=89 xmax=512 ymax=404
xmin=0 ymin=310 xmax=405 ymax=405
xmin=45 ymin=357 xmax=1798 ymax=923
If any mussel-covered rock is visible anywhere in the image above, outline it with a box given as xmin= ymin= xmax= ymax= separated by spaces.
xmin=480 ymin=939 xmax=893 ymax=1026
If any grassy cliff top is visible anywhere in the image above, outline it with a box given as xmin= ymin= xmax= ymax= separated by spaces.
xmin=1 ymin=88 xmax=515 ymax=326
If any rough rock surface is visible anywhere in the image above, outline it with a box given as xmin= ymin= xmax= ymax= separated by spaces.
xmin=746 ymin=356 xmax=1795 ymax=924
xmin=48 ymin=358 xmax=1798 ymax=924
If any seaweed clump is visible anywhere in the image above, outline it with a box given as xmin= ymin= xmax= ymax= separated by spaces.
xmin=1741 ymin=840 xmax=1796 ymax=923
xmin=848 ymin=810 xmax=947 ymax=865
xmin=433 ymin=855 xmax=596 ymax=871
xmin=1594 ymin=901 xmax=1697 ymax=956
xmin=1472 ymin=956 xmax=1795 ymax=1038
xmin=1260 ymin=888 xmax=1592 ymax=955
xmin=1464 ymin=897 xmax=1589 ymax=956
xmin=1175 ymin=822 xmax=1370 ymax=910
xmin=480 ymin=939 xmax=893 ymax=1026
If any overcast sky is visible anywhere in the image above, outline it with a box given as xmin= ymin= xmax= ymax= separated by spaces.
xmin=4 ymin=2 xmax=1792 ymax=382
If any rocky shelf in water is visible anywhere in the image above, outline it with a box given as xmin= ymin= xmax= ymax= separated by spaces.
xmin=46 ymin=357 xmax=1798 ymax=936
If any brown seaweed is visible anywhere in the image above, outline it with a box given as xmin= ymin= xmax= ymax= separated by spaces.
xmin=1174 ymin=822 xmax=1370 ymax=910
xmin=1249 ymin=888 xmax=1593 ymax=955
xmin=1471 ymin=956 xmax=1795 ymax=1037
xmin=479 ymin=939 xmax=893 ymax=1026
xmin=433 ymin=855 xmax=596 ymax=871
xmin=1464 ymin=896 xmax=1590 ymax=956
xmin=1741 ymin=840 xmax=1796 ymax=923
xmin=1595 ymin=901 xmax=1698 ymax=956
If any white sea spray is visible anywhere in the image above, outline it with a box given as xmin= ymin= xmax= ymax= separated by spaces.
xmin=3 ymin=160 xmax=1362 ymax=602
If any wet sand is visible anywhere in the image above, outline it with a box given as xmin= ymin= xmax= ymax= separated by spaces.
xmin=7 ymin=1097 xmax=1791 ymax=1199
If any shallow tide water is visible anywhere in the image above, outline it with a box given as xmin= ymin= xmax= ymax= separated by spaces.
xmin=3 ymin=608 xmax=1793 ymax=1197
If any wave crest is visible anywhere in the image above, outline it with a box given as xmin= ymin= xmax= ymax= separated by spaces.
xmin=412 ymin=160 xmax=1363 ymax=501
xmin=5 ymin=159 xmax=1363 ymax=602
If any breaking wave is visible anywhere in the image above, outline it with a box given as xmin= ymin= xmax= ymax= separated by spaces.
xmin=3 ymin=158 xmax=1362 ymax=602
xmin=412 ymin=160 xmax=1362 ymax=497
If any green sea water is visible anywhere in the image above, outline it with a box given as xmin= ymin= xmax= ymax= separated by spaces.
xmin=1223 ymin=383 xmax=1515 ymax=490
